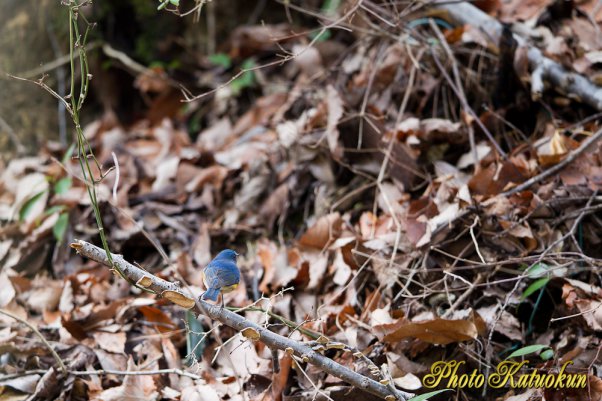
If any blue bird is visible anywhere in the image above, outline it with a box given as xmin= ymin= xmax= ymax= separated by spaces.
xmin=201 ymin=249 xmax=240 ymax=309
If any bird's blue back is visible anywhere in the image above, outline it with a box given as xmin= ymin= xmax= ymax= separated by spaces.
xmin=204 ymin=250 xmax=240 ymax=289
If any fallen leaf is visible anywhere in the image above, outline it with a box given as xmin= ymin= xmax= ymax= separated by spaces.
xmin=0 ymin=374 xmax=41 ymax=394
xmin=92 ymin=331 xmax=126 ymax=354
xmin=139 ymin=305 xmax=178 ymax=332
xmin=298 ymin=212 xmax=342 ymax=249
xmin=382 ymin=318 xmax=478 ymax=345
xmin=95 ymin=358 xmax=159 ymax=401
xmin=325 ymin=85 xmax=344 ymax=159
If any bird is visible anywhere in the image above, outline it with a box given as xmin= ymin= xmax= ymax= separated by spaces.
xmin=201 ymin=249 xmax=240 ymax=309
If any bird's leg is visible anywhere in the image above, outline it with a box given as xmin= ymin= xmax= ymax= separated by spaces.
xmin=220 ymin=293 xmax=225 ymax=310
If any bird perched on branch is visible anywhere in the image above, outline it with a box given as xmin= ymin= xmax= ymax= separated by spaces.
xmin=201 ymin=249 xmax=240 ymax=309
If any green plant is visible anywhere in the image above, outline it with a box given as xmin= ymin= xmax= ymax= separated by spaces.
xmin=157 ymin=0 xmax=180 ymax=10
xmin=56 ymin=0 xmax=135 ymax=282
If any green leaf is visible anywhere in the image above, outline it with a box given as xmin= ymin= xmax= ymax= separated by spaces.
xmin=408 ymin=389 xmax=452 ymax=401
xmin=208 ymin=53 xmax=232 ymax=69
xmin=167 ymin=59 xmax=181 ymax=70
xmin=53 ymin=212 xmax=69 ymax=243
xmin=19 ymin=191 xmax=47 ymax=222
xmin=230 ymin=59 xmax=256 ymax=95
xmin=149 ymin=60 xmax=166 ymax=68
xmin=520 ymin=277 xmax=549 ymax=300
xmin=54 ymin=177 xmax=72 ymax=195
xmin=44 ymin=205 xmax=66 ymax=216
xmin=169 ymin=0 xmax=179 ymax=5
xmin=525 ymin=262 xmax=550 ymax=278
xmin=309 ymin=29 xmax=332 ymax=42
xmin=507 ymin=344 xmax=550 ymax=359
xmin=185 ymin=310 xmax=206 ymax=365
xmin=62 ymin=143 xmax=75 ymax=164
xmin=539 ymin=349 xmax=555 ymax=361
xmin=321 ymin=0 xmax=341 ymax=16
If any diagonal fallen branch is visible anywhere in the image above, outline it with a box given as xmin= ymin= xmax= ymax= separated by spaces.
xmin=430 ymin=127 xmax=602 ymax=237
xmin=502 ymin=127 xmax=602 ymax=195
xmin=433 ymin=0 xmax=602 ymax=110
xmin=69 ymin=239 xmax=413 ymax=401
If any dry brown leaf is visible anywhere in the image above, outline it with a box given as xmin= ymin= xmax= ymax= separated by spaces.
xmin=13 ymin=173 xmax=49 ymax=227
xmin=94 ymin=348 xmax=128 ymax=374
xmin=134 ymin=67 xmax=170 ymax=94
xmin=303 ymin=250 xmax=329 ymax=290
xmin=0 ymin=374 xmax=41 ymax=394
xmin=185 ymin=165 xmax=229 ymax=193
xmin=259 ymin=182 xmax=289 ymax=229
xmin=161 ymin=337 xmax=181 ymax=389
xmin=326 ymin=85 xmax=344 ymax=159
xmin=139 ymin=305 xmax=178 ymax=333
xmin=271 ymin=353 xmax=292 ymax=401
xmin=382 ymin=318 xmax=478 ymax=345
xmin=231 ymin=92 xmax=288 ymax=138
xmin=331 ymin=249 xmax=352 ymax=286
xmin=215 ymin=334 xmax=268 ymax=380
xmin=293 ymin=44 xmax=323 ymax=77
xmin=92 ymin=331 xmax=126 ymax=354
xmin=477 ymin=304 xmax=522 ymax=341
xmin=181 ymin=384 xmax=221 ymax=401
xmin=94 ymin=358 xmax=159 ymax=401
xmin=537 ymin=129 xmax=569 ymax=166
xmin=469 ymin=159 xmax=530 ymax=196
xmin=543 ymin=374 xmax=602 ymax=401
xmin=229 ymin=24 xmax=291 ymax=58
xmin=25 ymin=279 xmax=63 ymax=313
xmin=498 ymin=0 xmax=548 ymax=21
xmin=258 ymin=241 xmax=299 ymax=293
xmin=192 ymin=222 xmax=212 ymax=269
xmin=0 ymin=271 xmax=16 ymax=307
xmin=196 ymin=118 xmax=233 ymax=151
xmin=298 ymin=212 xmax=342 ymax=249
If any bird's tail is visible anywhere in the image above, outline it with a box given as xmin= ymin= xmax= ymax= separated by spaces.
xmin=201 ymin=288 xmax=220 ymax=301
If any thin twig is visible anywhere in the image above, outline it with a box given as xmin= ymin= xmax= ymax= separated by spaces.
xmin=429 ymin=24 xmax=505 ymax=158
xmin=0 ymin=368 xmax=202 ymax=381
xmin=0 ymin=309 xmax=67 ymax=375
xmin=13 ymin=41 xmax=101 ymax=79
xmin=0 ymin=115 xmax=26 ymax=154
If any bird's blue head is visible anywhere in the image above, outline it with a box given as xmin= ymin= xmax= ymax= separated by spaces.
xmin=215 ymin=249 xmax=239 ymax=262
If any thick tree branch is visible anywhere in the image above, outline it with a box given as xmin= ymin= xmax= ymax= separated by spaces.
xmin=70 ymin=239 xmax=413 ymax=401
xmin=433 ymin=0 xmax=602 ymax=110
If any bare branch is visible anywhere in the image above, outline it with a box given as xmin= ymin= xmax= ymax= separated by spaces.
xmin=69 ymin=239 xmax=413 ymax=401
xmin=433 ymin=0 xmax=602 ymax=110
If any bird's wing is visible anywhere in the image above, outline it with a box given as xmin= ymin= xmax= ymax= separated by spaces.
xmin=203 ymin=265 xmax=222 ymax=289
xmin=216 ymin=262 xmax=240 ymax=286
